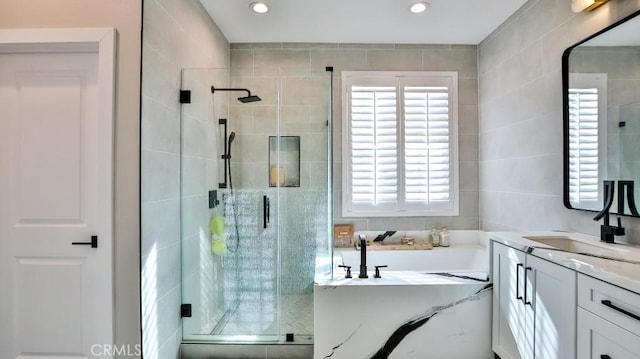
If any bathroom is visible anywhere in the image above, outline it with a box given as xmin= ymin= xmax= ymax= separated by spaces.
xmin=146 ymin=0 xmax=640 ymax=356
xmin=1 ymin=0 xmax=640 ymax=358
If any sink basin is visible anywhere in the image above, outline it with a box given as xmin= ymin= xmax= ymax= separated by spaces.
xmin=522 ymin=235 xmax=640 ymax=266
xmin=523 ymin=236 xmax=616 ymax=255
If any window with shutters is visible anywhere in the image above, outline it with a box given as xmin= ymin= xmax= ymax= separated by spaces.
xmin=568 ymin=73 xmax=607 ymax=207
xmin=342 ymin=71 xmax=459 ymax=217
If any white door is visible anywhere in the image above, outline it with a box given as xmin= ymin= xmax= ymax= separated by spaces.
xmin=0 ymin=39 xmax=114 ymax=358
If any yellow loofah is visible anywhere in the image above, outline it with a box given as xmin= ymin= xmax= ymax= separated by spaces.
xmin=211 ymin=239 xmax=227 ymax=256
xmin=209 ymin=215 xmax=225 ymax=236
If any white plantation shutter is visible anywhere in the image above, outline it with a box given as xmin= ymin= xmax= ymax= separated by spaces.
xmin=404 ymin=86 xmax=450 ymax=206
xmin=342 ymin=72 xmax=459 ymax=217
xmin=568 ymin=88 xmax=599 ymax=203
xmin=568 ymin=73 xmax=607 ymax=207
xmin=350 ymin=86 xmax=398 ymax=204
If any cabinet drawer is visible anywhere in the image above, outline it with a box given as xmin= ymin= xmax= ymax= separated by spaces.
xmin=577 ymin=307 xmax=640 ymax=359
xmin=578 ymin=274 xmax=640 ymax=334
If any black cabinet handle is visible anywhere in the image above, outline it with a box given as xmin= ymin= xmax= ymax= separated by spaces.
xmin=600 ymin=355 xmax=611 ymax=359
xmin=601 ymin=299 xmax=640 ymax=321
xmin=516 ymin=263 xmax=523 ymax=303
xmin=263 ymin=195 xmax=270 ymax=229
xmin=524 ymin=267 xmax=532 ymax=306
xmin=72 ymin=235 xmax=98 ymax=248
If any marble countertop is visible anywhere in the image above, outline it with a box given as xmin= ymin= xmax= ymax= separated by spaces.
xmin=488 ymin=231 xmax=640 ymax=294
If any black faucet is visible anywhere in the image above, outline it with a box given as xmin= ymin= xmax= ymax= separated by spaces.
xmin=357 ymin=234 xmax=368 ymax=278
xmin=593 ymin=180 xmax=625 ymax=243
xmin=618 ymin=180 xmax=640 ymax=216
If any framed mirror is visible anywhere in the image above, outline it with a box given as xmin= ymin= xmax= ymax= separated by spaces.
xmin=562 ymin=9 xmax=640 ymax=217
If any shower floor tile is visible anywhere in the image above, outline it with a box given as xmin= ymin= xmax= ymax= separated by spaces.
xmin=273 ymin=293 xmax=314 ymax=336
xmin=212 ymin=293 xmax=313 ymax=338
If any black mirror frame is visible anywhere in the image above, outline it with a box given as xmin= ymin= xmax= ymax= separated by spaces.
xmin=562 ymin=9 xmax=640 ymax=215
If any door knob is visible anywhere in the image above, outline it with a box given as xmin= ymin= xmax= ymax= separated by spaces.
xmin=72 ymin=235 xmax=98 ymax=248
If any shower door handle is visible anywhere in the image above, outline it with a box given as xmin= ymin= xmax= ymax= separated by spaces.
xmin=263 ymin=195 xmax=270 ymax=229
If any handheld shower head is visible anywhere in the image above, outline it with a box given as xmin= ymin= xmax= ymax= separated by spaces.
xmin=227 ymin=132 xmax=236 ymax=158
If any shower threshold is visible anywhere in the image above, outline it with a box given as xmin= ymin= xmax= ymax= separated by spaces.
xmin=180 ymin=341 xmax=313 ymax=359
xmin=182 ymin=334 xmax=313 ymax=344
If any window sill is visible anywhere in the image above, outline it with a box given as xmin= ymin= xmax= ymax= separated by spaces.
xmin=341 ymin=209 xmax=459 ymax=218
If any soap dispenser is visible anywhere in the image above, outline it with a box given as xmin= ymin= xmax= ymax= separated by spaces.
xmin=440 ymin=225 xmax=450 ymax=247
xmin=430 ymin=225 xmax=441 ymax=247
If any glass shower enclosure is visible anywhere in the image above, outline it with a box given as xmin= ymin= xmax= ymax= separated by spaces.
xmin=179 ymin=67 xmax=333 ymax=343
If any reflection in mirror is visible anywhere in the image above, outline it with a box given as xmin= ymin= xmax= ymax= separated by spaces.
xmin=566 ymin=72 xmax=607 ymax=210
xmin=563 ymin=9 xmax=640 ymax=217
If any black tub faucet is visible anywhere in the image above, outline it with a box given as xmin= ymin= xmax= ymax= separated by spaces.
xmin=593 ymin=180 xmax=625 ymax=243
xmin=357 ymin=234 xmax=368 ymax=278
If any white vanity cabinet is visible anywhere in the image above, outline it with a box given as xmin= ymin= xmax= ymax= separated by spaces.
xmin=492 ymin=241 xmax=576 ymax=359
xmin=577 ymin=274 xmax=640 ymax=359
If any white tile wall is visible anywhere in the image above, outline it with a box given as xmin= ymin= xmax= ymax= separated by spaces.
xmin=141 ymin=0 xmax=230 ymax=357
xmin=478 ymin=0 xmax=640 ymax=244
xmin=230 ymin=43 xmax=479 ymax=232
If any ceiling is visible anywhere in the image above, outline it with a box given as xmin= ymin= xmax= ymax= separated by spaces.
xmin=199 ymin=0 xmax=528 ymax=45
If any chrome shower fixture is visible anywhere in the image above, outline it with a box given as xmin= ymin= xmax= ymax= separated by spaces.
xmin=211 ymin=86 xmax=262 ymax=103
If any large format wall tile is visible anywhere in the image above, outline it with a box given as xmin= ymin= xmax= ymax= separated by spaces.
xmin=478 ymin=0 xmax=640 ymax=244
xmin=141 ymin=0 xmax=230 ymax=355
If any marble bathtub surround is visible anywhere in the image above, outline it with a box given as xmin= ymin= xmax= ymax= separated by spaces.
xmin=369 ymin=283 xmax=493 ymax=359
xmin=315 ymin=230 xmax=493 ymax=358
xmin=314 ymin=280 xmax=493 ymax=358
xmin=432 ymin=272 xmax=490 ymax=282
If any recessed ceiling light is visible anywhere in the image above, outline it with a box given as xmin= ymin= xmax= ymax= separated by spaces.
xmin=409 ymin=2 xmax=429 ymax=14
xmin=250 ymin=2 xmax=269 ymax=14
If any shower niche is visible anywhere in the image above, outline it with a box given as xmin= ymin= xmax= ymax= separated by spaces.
xmin=178 ymin=67 xmax=333 ymax=344
xmin=269 ymin=136 xmax=300 ymax=187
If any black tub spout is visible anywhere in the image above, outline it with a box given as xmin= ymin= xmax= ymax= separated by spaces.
xmin=358 ymin=234 xmax=368 ymax=278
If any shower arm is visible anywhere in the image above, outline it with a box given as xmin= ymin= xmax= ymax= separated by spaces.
xmin=211 ymin=86 xmax=261 ymax=103
xmin=211 ymin=86 xmax=252 ymax=98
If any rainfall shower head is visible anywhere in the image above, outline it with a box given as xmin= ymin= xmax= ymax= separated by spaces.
xmin=238 ymin=95 xmax=262 ymax=103
xmin=211 ymin=86 xmax=262 ymax=103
